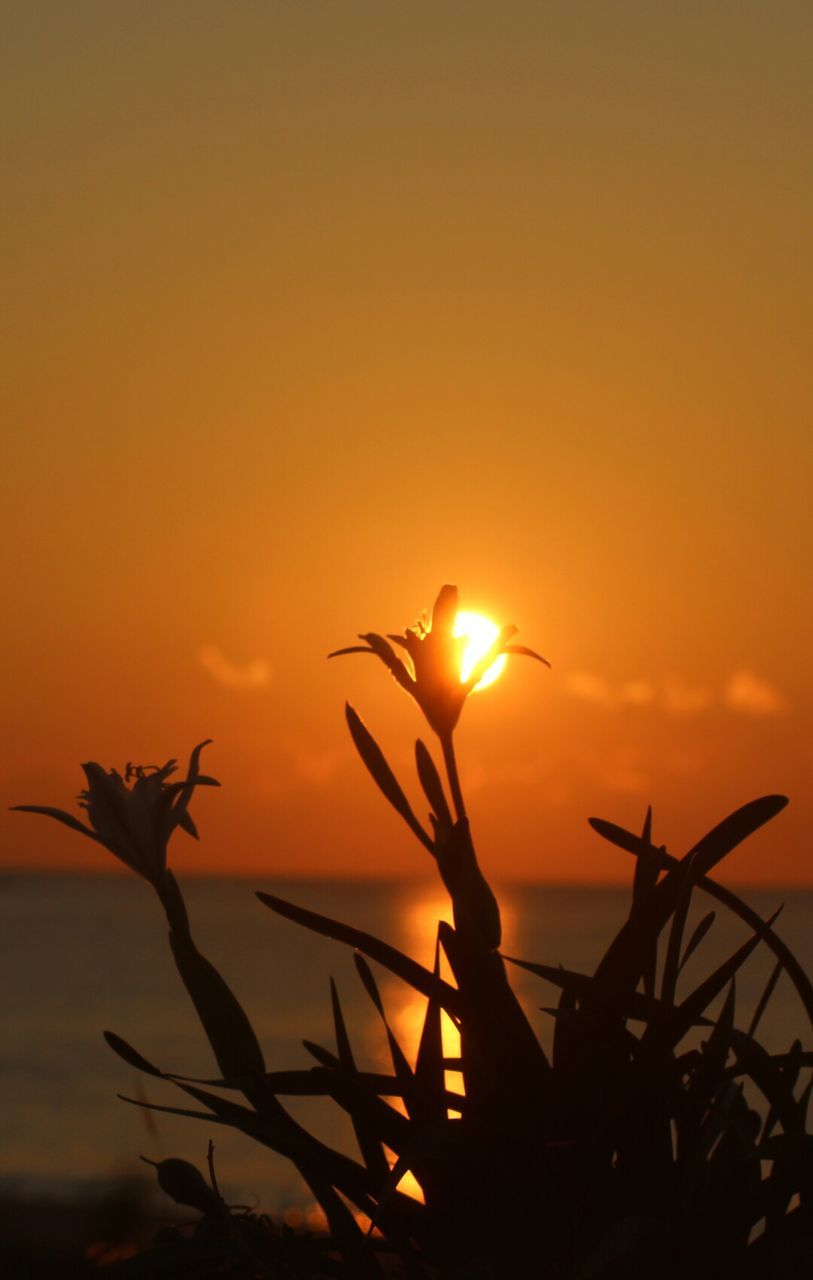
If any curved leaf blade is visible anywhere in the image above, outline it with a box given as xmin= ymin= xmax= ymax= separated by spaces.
xmin=345 ymin=705 xmax=434 ymax=854
xmin=257 ymin=891 xmax=461 ymax=1017
xmin=169 ymin=931 xmax=265 ymax=1081
xmin=11 ymin=805 xmax=102 ymax=843
xmin=415 ymin=739 xmax=451 ymax=827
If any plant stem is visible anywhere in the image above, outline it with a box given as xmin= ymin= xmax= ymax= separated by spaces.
xmin=441 ymin=731 xmax=466 ymax=823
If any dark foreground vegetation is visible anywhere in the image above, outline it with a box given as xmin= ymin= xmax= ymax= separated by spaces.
xmin=1 ymin=1180 xmax=169 ymax=1278
xmin=14 ymin=588 xmax=813 ymax=1277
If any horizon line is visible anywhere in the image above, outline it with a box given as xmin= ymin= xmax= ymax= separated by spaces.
xmin=3 ymin=866 xmax=812 ymax=893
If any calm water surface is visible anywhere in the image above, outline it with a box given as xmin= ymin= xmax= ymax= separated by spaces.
xmin=2 ymin=874 xmax=812 ymax=1211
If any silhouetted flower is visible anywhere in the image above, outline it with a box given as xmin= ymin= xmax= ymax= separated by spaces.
xmin=330 ymin=584 xmax=548 ymax=737
xmin=13 ymin=740 xmax=217 ymax=884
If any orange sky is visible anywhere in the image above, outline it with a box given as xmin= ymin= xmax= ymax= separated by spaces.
xmin=2 ymin=3 xmax=811 ymax=884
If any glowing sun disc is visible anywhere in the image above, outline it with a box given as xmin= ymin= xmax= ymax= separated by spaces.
xmin=453 ymin=611 xmax=507 ymax=691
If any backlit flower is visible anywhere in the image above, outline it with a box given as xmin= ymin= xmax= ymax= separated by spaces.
xmin=329 ymin=585 xmax=548 ymax=738
xmin=13 ymin=740 xmax=217 ymax=884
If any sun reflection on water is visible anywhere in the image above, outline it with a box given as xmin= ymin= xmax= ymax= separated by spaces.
xmin=375 ymin=882 xmax=517 ymax=1201
xmin=389 ymin=891 xmax=462 ymax=1108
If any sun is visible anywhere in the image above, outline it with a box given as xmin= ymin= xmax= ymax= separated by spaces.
xmin=453 ymin=610 xmax=507 ymax=691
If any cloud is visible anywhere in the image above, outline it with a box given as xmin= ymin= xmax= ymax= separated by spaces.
xmin=600 ymin=747 xmax=649 ymax=795
xmin=199 ymin=645 xmax=271 ymax=690
xmin=660 ymin=679 xmax=712 ymax=717
xmin=563 ymin=672 xmax=655 ymax=710
xmin=620 ymin=679 xmax=655 ymax=707
xmin=253 ymin=743 xmax=346 ymax=797
xmin=579 ymin=745 xmax=650 ymax=795
xmin=294 ymin=749 xmax=344 ymax=786
xmin=564 ymin=668 xmax=789 ymax=719
xmin=724 ymin=668 xmax=788 ymax=716
xmin=563 ymin=671 xmax=616 ymax=708
xmin=662 ymin=745 xmax=707 ymax=777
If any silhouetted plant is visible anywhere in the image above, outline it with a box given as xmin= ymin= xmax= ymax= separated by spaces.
xmin=14 ymin=586 xmax=813 ymax=1278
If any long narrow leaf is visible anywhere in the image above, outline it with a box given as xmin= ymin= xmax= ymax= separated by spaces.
xmin=502 ymin=643 xmax=550 ymax=665
xmin=647 ymin=909 xmax=782 ymax=1053
xmin=502 ymin=955 xmax=710 ymax=1026
xmin=105 ymin=1029 xmax=269 ymax=1092
xmin=587 ymin=799 xmax=786 ymax=1007
xmin=171 ymin=1079 xmax=386 ymax=1216
xmin=676 ymin=979 xmax=737 ymax=1163
xmin=590 ymin=795 xmax=788 ymax=882
xmin=105 ymin=1030 xmax=165 ymax=1078
xmin=11 ymin=805 xmax=102 ymax=843
xmin=415 ymin=740 xmax=452 ymax=827
xmin=414 ymin=935 xmax=446 ymax=1126
xmin=303 ymin=1040 xmax=342 ymax=1069
xmin=257 ymin=892 xmax=461 ymax=1017
xmin=661 ymin=851 xmax=700 ymax=1009
xmin=169 ymin=930 xmax=265 ymax=1081
xmin=331 ymin=979 xmax=390 ymax=1185
xmin=678 ymin=911 xmax=716 ymax=974
xmin=631 ymin=807 xmax=659 ymax=909
xmin=345 ymin=705 xmax=434 ymax=854
xmin=748 ymin=959 xmax=784 ymax=1039
xmin=688 ymin=794 xmax=788 ymax=880
xmin=354 ymin=955 xmax=415 ymax=1103
xmin=589 ymin=816 xmax=813 ymax=1029
xmin=161 ymin=739 xmax=214 ymax=847
xmin=630 ymin=807 xmax=660 ymax=999
xmin=321 ymin=1075 xmax=413 ymax=1156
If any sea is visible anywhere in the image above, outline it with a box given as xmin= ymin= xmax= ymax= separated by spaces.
xmin=2 ymin=873 xmax=812 ymax=1216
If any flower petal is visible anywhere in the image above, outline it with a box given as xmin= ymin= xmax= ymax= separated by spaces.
xmin=430 ymin=584 xmax=458 ymax=634
xmin=178 ymin=810 xmax=199 ymax=839
xmin=80 ymin=764 xmax=146 ymax=870
xmin=161 ymin=740 xmax=213 ymax=849
xmin=462 ymin=624 xmax=518 ymax=691
xmin=503 ymin=643 xmax=551 ymax=667
xmin=149 ymin=759 xmax=178 ymax=784
xmin=358 ymin=633 xmax=415 ymax=694
xmin=164 ymin=776 xmax=220 ymax=795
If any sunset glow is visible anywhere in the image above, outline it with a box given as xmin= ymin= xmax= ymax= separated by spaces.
xmin=4 ymin=10 xmax=813 ymax=1272
xmin=453 ymin=611 xmax=507 ymax=691
xmin=1 ymin=4 xmax=809 ymax=885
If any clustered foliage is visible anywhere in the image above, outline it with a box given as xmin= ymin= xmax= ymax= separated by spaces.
xmin=16 ymin=588 xmax=813 ymax=1278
